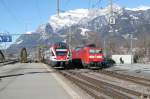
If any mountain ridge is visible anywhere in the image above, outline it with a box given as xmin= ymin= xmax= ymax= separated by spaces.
xmin=7 ymin=5 xmax=150 ymax=56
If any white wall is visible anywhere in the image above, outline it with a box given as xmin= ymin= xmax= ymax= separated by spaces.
xmin=112 ymin=55 xmax=133 ymax=64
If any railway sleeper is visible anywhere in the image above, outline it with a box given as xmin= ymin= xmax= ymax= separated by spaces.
xmin=60 ymin=71 xmax=133 ymax=99
xmin=68 ymin=71 xmax=150 ymax=98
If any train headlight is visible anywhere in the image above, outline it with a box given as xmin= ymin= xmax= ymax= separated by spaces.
xmin=89 ymin=56 xmax=94 ymax=58
xmin=97 ymin=56 xmax=102 ymax=58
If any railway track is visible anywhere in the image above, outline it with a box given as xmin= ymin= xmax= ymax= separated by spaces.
xmin=0 ymin=59 xmax=18 ymax=66
xmin=59 ymin=69 xmax=150 ymax=99
xmin=96 ymin=70 xmax=150 ymax=87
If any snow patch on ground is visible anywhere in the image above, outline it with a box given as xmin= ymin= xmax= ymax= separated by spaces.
xmin=40 ymin=34 xmax=49 ymax=40
xmin=15 ymin=40 xmax=23 ymax=45
xmin=80 ymin=28 xmax=90 ymax=36
xmin=114 ymin=64 xmax=150 ymax=73
xmin=129 ymin=15 xmax=139 ymax=20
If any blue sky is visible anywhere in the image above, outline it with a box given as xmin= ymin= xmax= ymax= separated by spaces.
xmin=0 ymin=0 xmax=150 ymax=36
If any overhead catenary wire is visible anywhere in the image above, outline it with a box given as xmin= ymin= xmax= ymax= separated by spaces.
xmin=0 ymin=0 xmax=22 ymax=25
xmin=97 ymin=0 xmax=102 ymax=8
xmin=63 ymin=0 xmax=71 ymax=9
xmin=109 ymin=0 xmax=113 ymax=14
xmin=56 ymin=0 xmax=70 ymax=16
xmin=0 ymin=0 xmax=25 ymax=50
xmin=35 ymin=0 xmax=42 ymax=22
xmin=88 ymin=0 xmax=91 ymax=9
xmin=91 ymin=0 xmax=102 ymax=8
xmin=57 ymin=0 xmax=60 ymax=17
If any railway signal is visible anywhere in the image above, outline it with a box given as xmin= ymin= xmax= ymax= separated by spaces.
xmin=109 ymin=16 xmax=116 ymax=25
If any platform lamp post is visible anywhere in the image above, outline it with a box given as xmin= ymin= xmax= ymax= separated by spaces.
xmin=68 ymin=15 xmax=72 ymax=49
xmin=103 ymin=37 xmax=106 ymax=57
xmin=130 ymin=34 xmax=138 ymax=64
xmin=107 ymin=15 xmax=116 ymax=56
xmin=130 ymin=34 xmax=133 ymax=64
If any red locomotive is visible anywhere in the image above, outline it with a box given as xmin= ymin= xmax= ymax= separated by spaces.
xmin=72 ymin=44 xmax=104 ymax=69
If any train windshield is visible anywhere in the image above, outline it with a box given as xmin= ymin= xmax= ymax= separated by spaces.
xmin=56 ymin=51 xmax=67 ymax=56
xmin=89 ymin=49 xmax=102 ymax=54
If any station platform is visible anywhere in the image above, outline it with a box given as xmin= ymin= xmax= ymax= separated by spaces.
xmin=0 ymin=63 xmax=81 ymax=99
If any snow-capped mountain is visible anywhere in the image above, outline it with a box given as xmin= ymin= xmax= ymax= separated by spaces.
xmin=126 ymin=6 xmax=150 ymax=11
xmin=49 ymin=5 xmax=150 ymax=32
xmin=7 ymin=5 xmax=150 ymax=54
xmin=25 ymin=31 xmax=34 ymax=34
xmin=49 ymin=4 xmax=123 ymax=31
xmin=49 ymin=9 xmax=89 ymax=31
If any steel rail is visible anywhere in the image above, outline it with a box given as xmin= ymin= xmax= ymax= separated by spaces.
xmin=97 ymin=70 xmax=150 ymax=87
xmin=60 ymin=70 xmax=133 ymax=99
xmin=73 ymin=70 xmax=150 ymax=98
xmin=59 ymin=70 xmax=105 ymax=99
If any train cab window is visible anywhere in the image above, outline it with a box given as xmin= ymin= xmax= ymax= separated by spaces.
xmin=56 ymin=51 xmax=67 ymax=56
xmin=89 ymin=49 xmax=103 ymax=54
xmin=89 ymin=49 xmax=95 ymax=54
xmin=75 ymin=47 xmax=81 ymax=51
xmin=96 ymin=50 xmax=102 ymax=54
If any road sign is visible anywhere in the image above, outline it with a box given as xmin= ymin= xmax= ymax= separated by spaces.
xmin=0 ymin=35 xmax=12 ymax=42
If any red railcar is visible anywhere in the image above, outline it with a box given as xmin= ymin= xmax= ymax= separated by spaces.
xmin=72 ymin=45 xmax=104 ymax=69
xmin=44 ymin=42 xmax=71 ymax=68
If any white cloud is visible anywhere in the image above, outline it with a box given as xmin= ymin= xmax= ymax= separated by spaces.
xmin=126 ymin=6 xmax=150 ymax=11
xmin=26 ymin=31 xmax=33 ymax=34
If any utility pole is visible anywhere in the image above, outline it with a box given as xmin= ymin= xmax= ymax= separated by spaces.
xmin=68 ymin=15 xmax=72 ymax=48
xmin=68 ymin=27 xmax=72 ymax=48
xmin=130 ymin=34 xmax=133 ymax=64
xmin=108 ymin=0 xmax=116 ymax=25
xmin=104 ymin=38 xmax=106 ymax=56
xmin=57 ymin=0 xmax=60 ymax=17
xmin=25 ymin=23 xmax=29 ymax=32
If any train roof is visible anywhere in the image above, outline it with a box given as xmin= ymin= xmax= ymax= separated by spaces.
xmin=52 ymin=42 xmax=68 ymax=49
xmin=74 ymin=44 xmax=102 ymax=51
xmin=74 ymin=44 xmax=96 ymax=49
xmin=85 ymin=44 xmax=96 ymax=47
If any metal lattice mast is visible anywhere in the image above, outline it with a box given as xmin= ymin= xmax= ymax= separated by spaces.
xmin=57 ymin=0 xmax=60 ymax=17
xmin=68 ymin=15 xmax=72 ymax=48
xmin=110 ymin=0 xmax=113 ymax=14
xmin=109 ymin=0 xmax=116 ymax=25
